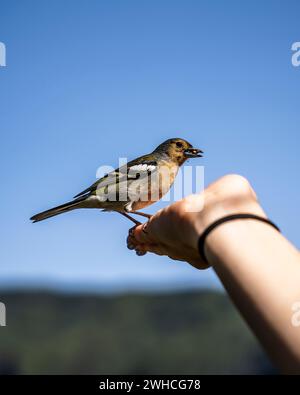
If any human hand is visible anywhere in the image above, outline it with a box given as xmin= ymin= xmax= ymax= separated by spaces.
xmin=127 ymin=174 xmax=266 ymax=269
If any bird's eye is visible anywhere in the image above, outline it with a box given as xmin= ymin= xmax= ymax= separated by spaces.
xmin=176 ymin=142 xmax=183 ymax=148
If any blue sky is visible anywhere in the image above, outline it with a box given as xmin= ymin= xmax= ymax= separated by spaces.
xmin=0 ymin=0 xmax=299 ymax=292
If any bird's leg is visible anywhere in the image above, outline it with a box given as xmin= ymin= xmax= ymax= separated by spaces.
xmin=119 ymin=212 xmax=142 ymax=226
xmin=123 ymin=202 xmax=150 ymax=223
xmin=131 ymin=211 xmax=152 ymax=220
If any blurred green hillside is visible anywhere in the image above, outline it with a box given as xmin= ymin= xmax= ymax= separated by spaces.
xmin=0 ymin=290 xmax=275 ymax=374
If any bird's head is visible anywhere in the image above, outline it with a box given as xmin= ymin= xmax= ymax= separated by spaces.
xmin=153 ymin=138 xmax=203 ymax=165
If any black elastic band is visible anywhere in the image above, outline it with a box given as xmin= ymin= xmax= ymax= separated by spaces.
xmin=198 ymin=214 xmax=280 ymax=264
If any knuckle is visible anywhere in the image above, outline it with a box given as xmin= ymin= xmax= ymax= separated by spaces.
xmin=221 ymin=174 xmax=253 ymax=196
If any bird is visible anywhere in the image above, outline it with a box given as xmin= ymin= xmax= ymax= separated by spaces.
xmin=30 ymin=138 xmax=203 ymax=226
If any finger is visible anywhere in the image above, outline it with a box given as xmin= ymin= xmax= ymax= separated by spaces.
xmin=128 ymin=225 xmax=138 ymax=237
xmin=135 ymin=247 xmax=147 ymax=256
xmin=139 ymin=243 xmax=169 ymax=256
xmin=127 ymin=232 xmax=156 ymax=255
xmin=132 ymin=208 xmax=168 ymax=243
xmin=131 ymin=222 xmax=155 ymax=244
xmin=140 ymin=242 xmax=191 ymax=262
xmin=126 ymin=235 xmax=136 ymax=250
xmin=133 ymin=243 xmax=150 ymax=256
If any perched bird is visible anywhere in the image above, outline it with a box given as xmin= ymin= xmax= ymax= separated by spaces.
xmin=30 ymin=138 xmax=203 ymax=225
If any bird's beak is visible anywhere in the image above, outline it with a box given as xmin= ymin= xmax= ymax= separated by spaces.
xmin=184 ymin=148 xmax=203 ymax=158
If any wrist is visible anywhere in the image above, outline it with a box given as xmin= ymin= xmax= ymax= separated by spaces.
xmin=188 ymin=175 xmax=266 ymax=262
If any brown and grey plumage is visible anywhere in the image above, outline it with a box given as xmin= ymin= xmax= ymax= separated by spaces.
xmin=30 ymin=138 xmax=203 ymax=225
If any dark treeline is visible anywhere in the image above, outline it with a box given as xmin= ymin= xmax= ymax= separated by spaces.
xmin=0 ymin=290 xmax=275 ymax=374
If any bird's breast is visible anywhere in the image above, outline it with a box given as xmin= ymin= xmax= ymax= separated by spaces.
xmin=130 ymin=160 xmax=179 ymax=210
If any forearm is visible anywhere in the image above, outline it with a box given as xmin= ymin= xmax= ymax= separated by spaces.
xmin=129 ymin=174 xmax=300 ymax=372
xmin=205 ymin=219 xmax=300 ymax=373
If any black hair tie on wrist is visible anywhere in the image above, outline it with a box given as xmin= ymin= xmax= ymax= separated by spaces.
xmin=198 ymin=213 xmax=280 ymax=264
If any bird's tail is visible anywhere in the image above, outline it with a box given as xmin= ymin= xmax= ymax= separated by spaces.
xmin=30 ymin=196 xmax=86 ymax=223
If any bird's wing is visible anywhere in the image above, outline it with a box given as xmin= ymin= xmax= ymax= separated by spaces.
xmin=73 ymin=154 xmax=158 ymax=198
